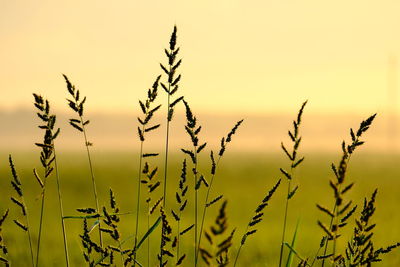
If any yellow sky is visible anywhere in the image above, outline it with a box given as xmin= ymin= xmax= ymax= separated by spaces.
xmin=1 ymin=0 xmax=400 ymax=114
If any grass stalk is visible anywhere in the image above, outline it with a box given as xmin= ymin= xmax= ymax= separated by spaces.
xmin=196 ymin=155 xmax=220 ymax=262
xmin=163 ymin=96 xmax=171 ymax=208
xmin=64 ymin=74 xmax=103 ymax=248
xmin=35 ymin=179 xmax=47 ymax=267
xmin=81 ymin=121 xmax=103 ymax=247
xmin=133 ymin=141 xmax=144 ymax=266
xmin=159 ymin=24 xmax=183 ymax=267
xmin=0 ymin=209 xmax=10 ymax=267
xmin=172 ymin=159 xmax=189 ymax=265
xmin=278 ymin=101 xmax=307 ymax=267
xmin=317 ymin=114 xmax=376 ymax=266
xmin=32 ymin=93 xmax=62 ymax=266
xmin=133 ymin=76 xmax=161 ymax=266
xmin=233 ymin=223 xmax=248 ymax=267
xmin=194 ymin=150 xmax=199 ymax=265
xmin=181 ymin=100 xmax=207 ymax=266
xmin=279 ymin=171 xmax=293 ymax=267
xmin=9 ymin=155 xmax=35 ymax=267
xmin=53 ymin=149 xmax=70 ymax=267
xmin=26 ymin=216 xmax=35 ymax=267
xmin=196 ymin=120 xmax=243 ymax=263
xmin=147 ymin=200 xmax=150 ymax=267
xmin=234 ymin=179 xmax=281 ymax=267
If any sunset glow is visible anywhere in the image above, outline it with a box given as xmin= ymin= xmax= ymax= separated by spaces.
xmin=1 ymin=1 xmax=399 ymax=114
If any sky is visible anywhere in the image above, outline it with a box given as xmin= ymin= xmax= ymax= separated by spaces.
xmin=1 ymin=0 xmax=400 ymax=115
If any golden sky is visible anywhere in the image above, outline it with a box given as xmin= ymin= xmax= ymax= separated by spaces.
xmin=1 ymin=0 xmax=400 ymax=115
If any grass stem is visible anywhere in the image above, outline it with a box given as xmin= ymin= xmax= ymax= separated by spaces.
xmin=53 ymin=148 xmax=70 ymax=267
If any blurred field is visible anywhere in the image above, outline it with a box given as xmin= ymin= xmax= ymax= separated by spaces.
xmin=0 ymin=150 xmax=399 ymax=266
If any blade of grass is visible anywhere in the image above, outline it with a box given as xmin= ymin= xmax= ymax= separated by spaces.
xmin=285 ymin=219 xmax=300 ymax=267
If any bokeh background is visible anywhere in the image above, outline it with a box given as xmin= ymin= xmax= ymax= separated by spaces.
xmin=1 ymin=1 xmax=400 ymax=266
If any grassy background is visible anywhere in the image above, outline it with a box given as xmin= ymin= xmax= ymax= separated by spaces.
xmin=0 ymin=150 xmax=399 ymax=266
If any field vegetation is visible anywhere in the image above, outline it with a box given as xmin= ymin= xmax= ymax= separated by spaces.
xmin=0 ymin=26 xmax=399 ymax=267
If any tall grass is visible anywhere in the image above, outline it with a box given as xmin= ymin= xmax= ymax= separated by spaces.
xmin=1 ymin=26 xmax=399 ymax=267
xmin=134 ymin=75 xmax=162 ymax=266
xmin=9 ymin=155 xmax=35 ymax=266
xmin=161 ymin=25 xmax=183 ymax=208
xmin=32 ymin=93 xmax=69 ymax=267
xmin=181 ymin=99 xmax=208 ymax=265
xmin=317 ymin=114 xmax=377 ymax=266
xmin=278 ymin=101 xmax=307 ymax=267
xmin=0 ymin=209 xmax=10 ymax=266
xmin=64 ymin=74 xmax=103 ymax=248
xmin=197 ymin=119 xmax=243 ymax=264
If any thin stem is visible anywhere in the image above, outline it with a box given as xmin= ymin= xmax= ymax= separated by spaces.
xmin=176 ymin=211 xmax=181 ymax=264
xmin=332 ymin=207 xmax=339 ymax=264
xmin=310 ymin=241 xmax=324 ymax=267
xmin=53 ymin=148 xmax=70 ymax=267
xmin=196 ymin=156 xmax=222 ymax=263
xmin=35 ymin=178 xmax=47 ymax=267
xmin=25 ymin=208 xmax=35 ymax=267
xmin=18 ymin=187 xmax=34 ymax=266
xmin=163 ymin=95 xmax=171 ymax=208
xmin=118 ymin=240 xmax=125 ymax=266
xmin=279 ymin=168 xmax=294 ymax=267
xmin=193 ymin=150 xmax=198 ymax=266
xmin=233 ymin=224 xmax=250 ymax=267
xmin=321 ymin=205 xmax=336 ymax=267
xmin=133 ymin=140 xmax=144 ymax=267
xmin=321 ymin=150 xmax=356 ymax=267
xmin=147 ymin=201 xmax=150 ymax=267
xmin=160 ymin=52 xmax=172 ymax=267
xmin=162 ymin=56 xmax=173 ymax=208
xmin=80 ymin=115 xmax=103 ymax=248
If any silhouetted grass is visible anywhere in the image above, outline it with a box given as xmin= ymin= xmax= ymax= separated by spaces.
xmin=0 ymin=26 xmax=399 ymax=267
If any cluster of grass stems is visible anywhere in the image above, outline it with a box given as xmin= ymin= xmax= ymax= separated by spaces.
xmin=1 ymin=26 xmax=400 ymax=267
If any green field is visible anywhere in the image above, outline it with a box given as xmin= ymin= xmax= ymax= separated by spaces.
xmin=1 ymin=150 xmax=399 ymax=266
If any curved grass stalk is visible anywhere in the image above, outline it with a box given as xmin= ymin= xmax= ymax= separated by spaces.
xmin=196 ymin=120 xmax=243 ymax=263
xmin=9 ymin=155 xmax=35 ymax=266
xmin=316 ymin=114 xmax=377 ymax=266
xmin=234 ymin=179 xmax=281 ymax=267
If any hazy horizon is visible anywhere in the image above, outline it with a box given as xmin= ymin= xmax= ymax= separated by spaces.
xmin=1 ymin=108 xmax=399 ymax=153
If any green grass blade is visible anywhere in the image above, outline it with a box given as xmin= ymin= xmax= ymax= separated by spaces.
xmin=135 ymin=216 xmax=162 ymax=250
xmin=284 ymin=242 xmax=309 ymax=266
xmin=286 ymin=219 xmax=300 ymax=267
xmin=88 ymin=220 xmax=100 ymax=234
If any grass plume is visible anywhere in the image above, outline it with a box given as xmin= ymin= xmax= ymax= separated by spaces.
xmin=0 ymin=209 xmax=10 ymax=267
xmin=234 ymin=179 xmax=281 ymax=266
xmin=197 ymin=120 xmax=243 ymax=262
xmin=32 ymin=93 xmax=69 ymax=266
xmin=9 ymin=155 xmax=34 ymax=266
xmin=64 ymin=74 xmax=103 ymax=249
xmin=134 ymin=75 xmax=162 ymax=266
xmin=279 ymin=101 xmax=307 ymax=267
xmin=161 ymin=25 xmax=183 ymax=208
xmin=181 ymin=99 xmax=208 ymax=265
xmin=317 ymin=114 xmax=377 ymax=266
